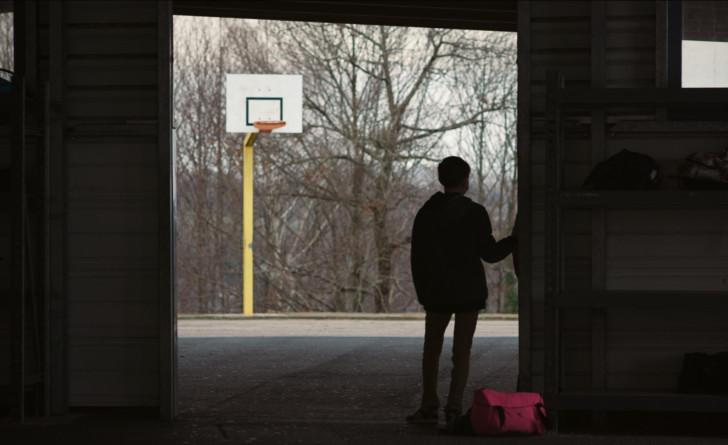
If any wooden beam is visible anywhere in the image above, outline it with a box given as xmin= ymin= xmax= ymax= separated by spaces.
xmin=555 ymin=88 xmax=728 ymax=106
xmin=655 ymin=0 xmax=668 ymax=89
xmin=590 ymin=2 xmax=607 ymax=429
xmin=157 ymin=0 xmax=176 ymax=422
xmin=544 ymin=70 xmax=564 ymax=430
xmin=557 ymin=392 xmax=728 ymax=412
xmin=516 ymin=0 xmax=532 ymax=394
xmin=47 ymin=0 xmax=68 ymax=416
xmin=557 ymin=290 xmax=728 ymax=309
xmin=559 ymin=190 xmax=728 ymax=209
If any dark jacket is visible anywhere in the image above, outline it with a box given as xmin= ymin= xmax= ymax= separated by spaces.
xmin=410 ymin=192 xmax=514 ymax=313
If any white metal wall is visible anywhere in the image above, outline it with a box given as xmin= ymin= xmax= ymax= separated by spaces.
xmin=41 ymin=0 xmax=173 ymax=413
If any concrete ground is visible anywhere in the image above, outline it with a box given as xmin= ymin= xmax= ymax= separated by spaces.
xmin=5 ymin=319 xmax=728 ymax=444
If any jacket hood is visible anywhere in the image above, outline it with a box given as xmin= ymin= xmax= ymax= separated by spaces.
xmin=422 ymin=192 xmax=472 ymax=227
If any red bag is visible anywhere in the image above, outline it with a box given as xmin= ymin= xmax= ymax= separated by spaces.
xmin=469 ymin=388 xmax=547 ymax=436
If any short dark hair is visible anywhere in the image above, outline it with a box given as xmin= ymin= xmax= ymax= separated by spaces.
xmin=438 ymin=156 xmax=470 ymax=188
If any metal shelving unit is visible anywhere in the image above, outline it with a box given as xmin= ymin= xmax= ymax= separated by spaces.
xmin=544 ymin=72 xmax=728 ymax=428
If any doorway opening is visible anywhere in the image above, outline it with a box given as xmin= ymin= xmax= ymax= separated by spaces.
xmin=172 ymin=14 xmax=518 ymax=434
xmin=173 ymin=16 xmax=517 ymax=315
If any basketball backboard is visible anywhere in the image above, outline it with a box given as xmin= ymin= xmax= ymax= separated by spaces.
xmin=225 ymin=74 xmax=303 ymax=133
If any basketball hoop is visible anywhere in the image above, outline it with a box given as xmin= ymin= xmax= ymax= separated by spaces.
xmin=253 ymin=120 xmax=286 ymax=133
xmin=226 ymin=74 xmax=302 ymax=316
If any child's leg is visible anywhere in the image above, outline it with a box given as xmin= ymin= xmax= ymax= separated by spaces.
xmin=445 ymin=311 xmax=479 ymax=414
xmin=420 ymin=311 xmax=452 ymax=410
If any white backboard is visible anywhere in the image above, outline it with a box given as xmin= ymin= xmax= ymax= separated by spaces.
xmin=226 ymin=74 xmax=303 ymax=133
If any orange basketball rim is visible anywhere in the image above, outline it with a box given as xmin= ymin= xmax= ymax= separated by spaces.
xmin=253 ymin=120 xmax=286 ymax=133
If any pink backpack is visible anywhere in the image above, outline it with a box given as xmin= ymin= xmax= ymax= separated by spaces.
xmin=469 ymin=388 xmax=547 ymax=436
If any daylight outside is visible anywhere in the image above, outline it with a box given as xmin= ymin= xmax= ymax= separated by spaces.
xmin=174 ymin=17 xmax=518 ymax=315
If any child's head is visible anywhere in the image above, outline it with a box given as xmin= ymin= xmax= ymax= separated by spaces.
xmin=438 ymin=156 xmax=470 ymax=192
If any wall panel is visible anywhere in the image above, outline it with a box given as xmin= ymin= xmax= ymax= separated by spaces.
xmin=40 ymin=1 xmax=173 ymax=410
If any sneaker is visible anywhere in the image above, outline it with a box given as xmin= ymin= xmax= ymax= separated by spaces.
xmin=406 ymin=408 xmax=439 ymax=425
xmin=444 ymin=409 xmax=461 ymax=433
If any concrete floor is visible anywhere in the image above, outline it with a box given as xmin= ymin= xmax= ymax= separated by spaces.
xmin=5 ymin=319 xmax=728 ymax=444
xmin=177 ymin=319 xmax=519 ymax=444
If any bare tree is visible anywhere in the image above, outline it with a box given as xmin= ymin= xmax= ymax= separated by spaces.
xmin=173 ymin=17 xmax=517 ymax=313
xmin=255 ymin=23 xmax=512 ymax=312
xmin=455 ymin=32 xmax=518 ymax=312
xmin=174 ymin=18 xmax=246 ymax=313
xmin=0 ymin=12 xmax=13 ymax=73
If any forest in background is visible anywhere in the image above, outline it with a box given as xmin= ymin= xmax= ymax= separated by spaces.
xmin=179 ymin=17 xmax=518 ymax=313
xmin=0 ymin=13 xmax=517 ymax=313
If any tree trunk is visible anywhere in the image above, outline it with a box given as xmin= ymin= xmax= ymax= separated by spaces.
xmin=195 ymin=198 xmax=207 ymax=313
xmin=373 ymin=212 xmax=392 ymax=313
xmin=349 ymin=156 xmax=366 ymax=312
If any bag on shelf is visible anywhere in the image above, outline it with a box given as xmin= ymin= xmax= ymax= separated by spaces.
xmin=678 ymin=352 xmax=728 ymax=395
xmin=678 ymin=147 xmax=728 ymax=189
xmin=583 ymin=149 xmax=661 ymax=190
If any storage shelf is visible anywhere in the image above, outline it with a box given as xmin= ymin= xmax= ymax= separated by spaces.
xmin=544 ymin=73 xmax=728 ymax=423
xmin=558 ymin=190 xmax=728 ymax=209
xmin=556 ymin=392 xmax=728 ymax=413
xmin=556 ymin=290 xmax=728 ymax=309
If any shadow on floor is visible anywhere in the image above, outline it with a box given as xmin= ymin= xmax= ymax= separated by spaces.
xmin=5 ymin=334 xmax=728 ymax=444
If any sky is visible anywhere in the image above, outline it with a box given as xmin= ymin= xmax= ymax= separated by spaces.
xmin=683 ymin=40 xmax=728 ymax=88
xmin=174 ymin=16 xmax=517 ymax=193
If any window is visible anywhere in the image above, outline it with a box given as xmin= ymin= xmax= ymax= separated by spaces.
xmin=669 ymin=0 xmax=728 ymax=88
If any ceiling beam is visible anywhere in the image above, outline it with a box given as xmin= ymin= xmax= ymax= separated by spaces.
xmin=172 ymin=1 xmax=517 ymax=32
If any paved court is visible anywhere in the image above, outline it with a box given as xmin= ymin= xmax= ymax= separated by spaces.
xmin=177 ymin=318 xmax=520 ymax=440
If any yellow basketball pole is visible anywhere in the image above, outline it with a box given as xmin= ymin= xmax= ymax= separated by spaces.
xmin=242 ymin=132 xmax=257 ymax=316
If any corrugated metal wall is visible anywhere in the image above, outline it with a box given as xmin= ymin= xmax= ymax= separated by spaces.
xmin=520 ymin=0 xmax=728 ymax=395
xmin=39 ymin=0 xmax=173 ymax=413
